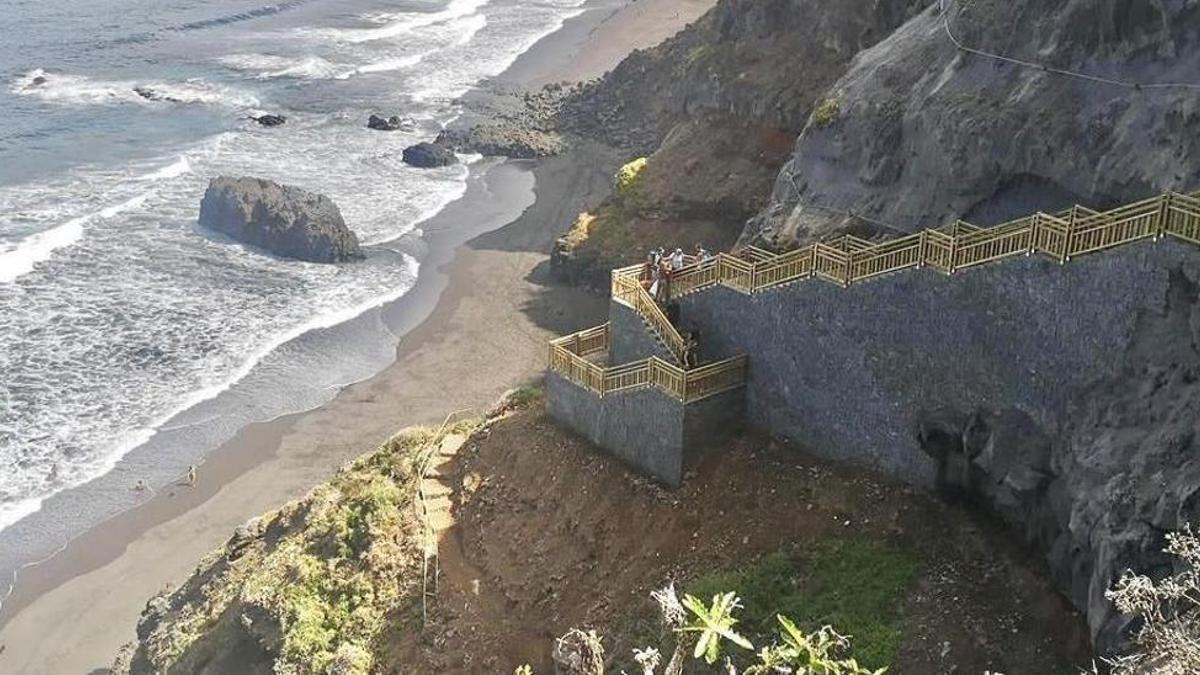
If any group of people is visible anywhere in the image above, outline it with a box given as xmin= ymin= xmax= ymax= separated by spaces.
xmin=637 ymin=244 xmax=714 ymax=370
xmin=641 ymin=243 xmax=713 ymax=304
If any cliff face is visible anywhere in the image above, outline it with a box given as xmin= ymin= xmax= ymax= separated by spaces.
xmin=744 ymin=0 xmax=1200 ymax=247
xmin=550 ymin=0 xmax=929 ymax=288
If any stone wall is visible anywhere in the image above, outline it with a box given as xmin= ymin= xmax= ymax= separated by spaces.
xmin=545 ymin=371 xmax=745 ymax=485
xmin=678 ymin=238 xmax=1200 ymax=487
xmin=608 ymin=300 xmax=675 ymax=364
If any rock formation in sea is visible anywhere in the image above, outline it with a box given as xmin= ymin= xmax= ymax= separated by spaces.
xmin=367 ymin=114 xmax=410 ymax=131
xmin=250 ymin=114 xmax=287 ymax=127
xmin=133 ymin=86 xmax=184 ymax=104
xmin=401 ymin=142 xmax=458 ymax=168
xmin=198 ymin=176 xmax=364 ymax=263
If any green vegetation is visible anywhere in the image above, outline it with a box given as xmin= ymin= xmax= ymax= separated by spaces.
xmin=508 ymin=384 xmax=543 ymax=409
xmin=136 ymin=423 xmax=480 ymax=675
xmin=615 ymin=157 xmax=649 ymax=196
xmin=238 ymin=432 xmax=431 ymax=675
xmin=686 ymin=44 xmax=715 ymax=67
xmin=686 ymin=540 xmax=918 ymax=669
xmin=813 ymin=97 xmax=840 ymax=128
xmin=521 ymin=583 xmax=886 ymax=674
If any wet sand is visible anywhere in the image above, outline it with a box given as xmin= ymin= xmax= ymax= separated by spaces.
xmin=0 ymin=0 xmax=712 ymax=672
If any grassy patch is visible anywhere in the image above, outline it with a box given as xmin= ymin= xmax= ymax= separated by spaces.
xmin=615 ymin=157 xmax=648 ymax=197
xmin=508 ymin=384 xmax=542 ymax=409
xmin=686 ymin=539 xmax=919 ymax=669
xmin=812 ymin=97 xmax=841 ymax=128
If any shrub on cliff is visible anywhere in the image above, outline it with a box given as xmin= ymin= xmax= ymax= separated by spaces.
xmin=1100 ymin=526 xmax=1200 ymax=674
xmin=615 ymin=157 xmax=649 ymax=196
xmin=115 ymin=422 xmax=479 ymax=675
xmin=811 ymin=97 xmax=839 ymax=129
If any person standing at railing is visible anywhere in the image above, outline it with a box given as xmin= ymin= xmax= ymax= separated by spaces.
xmin=682 ymin=330 xmax=700 ymax=369
xmin=658 ymin=257 xmax=672 ymax=302
xmin=670 ymin=247 xmax=685 ymax=272
xmin=649 ymin=260 xmax=663 ymax=300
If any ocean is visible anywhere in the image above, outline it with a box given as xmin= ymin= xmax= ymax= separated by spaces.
xmin=0 ymin=0 xmax=585 ymax=554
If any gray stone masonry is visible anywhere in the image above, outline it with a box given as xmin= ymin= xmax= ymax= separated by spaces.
xmin=545 ymin=371 xmax=744 ymax=485
xmin=678 ymin=238 xmax=1200 ymax=486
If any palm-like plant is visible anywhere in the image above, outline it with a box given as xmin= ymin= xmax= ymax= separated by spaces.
xmin=679 ymin=592 xmax=755 ymax=665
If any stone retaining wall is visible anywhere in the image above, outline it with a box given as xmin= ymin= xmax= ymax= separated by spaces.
xmin=545 ymin=371 xmax=744 ymax=485
xmin=678 ymin=238 xmax=1200 ymax=486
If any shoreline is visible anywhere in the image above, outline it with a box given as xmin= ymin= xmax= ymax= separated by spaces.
xmin=0 ymin=0 xmax=713 ymax=671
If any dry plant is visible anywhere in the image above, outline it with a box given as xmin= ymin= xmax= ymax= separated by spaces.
xmin=1098 ymin=526 xmax=1200 ymax=674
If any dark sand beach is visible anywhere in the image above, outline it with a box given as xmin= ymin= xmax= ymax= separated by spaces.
xmin=0 ymin=0 xmax=714 ymax=671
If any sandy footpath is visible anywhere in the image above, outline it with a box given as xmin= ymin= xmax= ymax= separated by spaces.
xmin=0 ymin=0 xmax=712 ymax=672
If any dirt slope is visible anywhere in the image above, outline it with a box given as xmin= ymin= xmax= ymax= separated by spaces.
xmin=387 ymin=404 xmax=1090 ymax=674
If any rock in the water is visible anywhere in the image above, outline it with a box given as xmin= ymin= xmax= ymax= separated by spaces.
xmin=31 ymin=75 xmax=47 ymax=86
xmin=133 ymin=86 xmax=183 ymax=104
xmin=198 ymin=176 xmax=364 ymax=263
xmin=251 ymin=114 xmax=287 ymax=127
xmin=367 ymin=114 xmax=409 ymax=131
xmin=402 ymin=142 xmax=458 ymax=168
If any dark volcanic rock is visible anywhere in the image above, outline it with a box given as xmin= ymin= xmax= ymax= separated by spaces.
xmin=746 ymin=0 xmax=1200 ymax=248
xmin=435 ymin=125 xmax=564 ymax=159
xmin=367 ymin=114 xmax=408 ymax=131
xmin=133 ymin=86 xmax=183 ymax=103
xmin=198 ymin=176 xmax=364 ymax=263
xmin=402 ymin=142 xmax=458 ymax=168
xmin=251 ymin=114 xmax=287 ymax=127
xmin=31 ymin=75 xmax=47 ymax=86
xmin=916 ymin=268 xmax=1200 ymax=652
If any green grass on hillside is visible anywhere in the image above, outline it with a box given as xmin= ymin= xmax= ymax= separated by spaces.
xmin=686 ymin=539 xmax=919 ymax=669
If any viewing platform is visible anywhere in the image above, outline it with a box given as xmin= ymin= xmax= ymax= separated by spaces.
xmin=546 ymin=190 xmax=1200 ymax=485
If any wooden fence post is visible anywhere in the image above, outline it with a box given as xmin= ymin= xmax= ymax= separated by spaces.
xmin=1155 ymin=192 xmax=1171 ymax=241
xmin=1062 ymin=209 xmax=1076 ymax=264
xmin=947 ymin=233 xmax=957 ymax=274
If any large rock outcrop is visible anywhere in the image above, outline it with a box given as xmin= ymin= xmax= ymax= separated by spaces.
xmin=198 ymin=177 xmax=364 ymax=263
xmin=401 ymin=142 xmax=458 ymax=168
xmin=745 ymin=0 xmax=1200 ymax=248
xmin=549 ymin=0 xmax=930 ymax=284
xmin=915 ymin=266 xmax=1200 ymax=651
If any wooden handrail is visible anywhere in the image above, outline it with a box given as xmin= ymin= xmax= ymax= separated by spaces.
xmin=548 ymin=324 xmax=747 ymax=403
xmin=607 ymin=190 xmax=1199 ymax=307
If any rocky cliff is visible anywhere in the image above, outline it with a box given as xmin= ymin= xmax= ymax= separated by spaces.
xmin=550 ymin=0 xmax=930 ymax=287
xmin=547 ymin=0 xmax=1200 ymax=656
xmin=914 ymin=260 xmax=1200 ymax=650
xmin=199 ymin=177 xmax=364 ymax=263
xmin=744 ymin=0 xmax=1200 ymax=247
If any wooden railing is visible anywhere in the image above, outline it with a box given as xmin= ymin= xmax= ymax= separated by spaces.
xmin=548 ymin=324 xmax=747 ymax=403
xmin=611 ymin=190 xmax=1200 ymax=302
xmin=611 ymin=269 xmax=689 ymax=362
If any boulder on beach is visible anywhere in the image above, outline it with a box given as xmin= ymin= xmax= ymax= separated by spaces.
xmin=435 ymin=125 xmax=564 ymax=159
xmin=367 ymin=114 xmax=409 ymax=131
xmin=402 ymin=142 xmax=457 ymax=168
xmin=251 ymin=114 xmax=287 ymax=127
xmin=198 ymin=176 xmax=364 ymax=263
